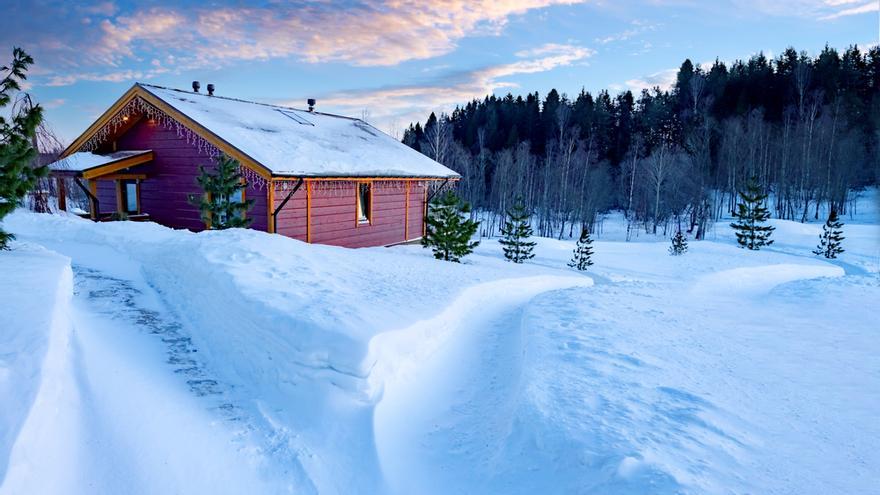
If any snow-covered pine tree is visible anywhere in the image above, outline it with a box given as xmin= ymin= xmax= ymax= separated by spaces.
xmin=0 ymin=48 xmax=45 ymax=250
xmin=568 ymin=228 xmax=594 ymax=271
xmin=730 ymin=178 xmax=775 ymax=250
xmin=499 ymin=198 xmax=536 ymax=263
xmin=669 ymin=230 xmax=688 ymax=256
xmin=813 ymin=209 xmax=845 ymax=259
xmin=192 ymin=154 xmax=254 ymax=230
xmin=422 ymin=190 xmax=480 ymax=262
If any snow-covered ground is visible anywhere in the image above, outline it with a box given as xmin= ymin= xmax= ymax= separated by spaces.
xmin=1 ymin=190 xmax=878 ymax=494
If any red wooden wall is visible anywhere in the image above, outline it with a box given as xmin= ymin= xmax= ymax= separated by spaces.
xmin=272 ymin=183 xmax=308 ymax=240
xmin=93 ymin=117 xmax=267 ymax=231
xmin=89 ymin=116 xmax=434 ymax=248
xmin=272 ymin=180 xmax=428 ymax=248
xmin=407 ymin=181 xmax=427 ymax=240
xmin=95 ymin=180 xmax=116 ymax=215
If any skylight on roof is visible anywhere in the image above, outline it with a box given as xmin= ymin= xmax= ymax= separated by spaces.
xmin=276 ymin=109 xmax=315 ymax=126
xmin=354 ymin=121 xmax=379 ymax=137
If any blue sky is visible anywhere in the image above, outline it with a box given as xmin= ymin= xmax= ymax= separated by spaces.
xmin=3 ymin=0 xmax=877 ymax=144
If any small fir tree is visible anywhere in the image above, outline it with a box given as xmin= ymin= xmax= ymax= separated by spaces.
xmin=499 ymin=198 xmax=536 ymax=263
xmin=568 ymin=229 xmax=594 ymax=271
xmin=730 ymin=178 xmax=775 ymax=250
xmin=192 ymin=154 xmax=253 ymax=230
xmin=669 ymin=230 xmax=688 ymax=256
xmin=0 ymin=48 xmax=45 ymax=250
xmin=813 ymin=209 xmax=845 ymax=259
xmin=422 ymin=190 xmax=480 ymax=262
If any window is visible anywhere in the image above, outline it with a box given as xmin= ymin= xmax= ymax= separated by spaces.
xmin=122 ymin=180 xmax=139 ymax=214
xmin=357 ymin=182 xmax=371 ymax=224
xmin=275 ymin=108 xmax=315 ymax=126
xmin=213 ymin=188 xmax=244 ymax=225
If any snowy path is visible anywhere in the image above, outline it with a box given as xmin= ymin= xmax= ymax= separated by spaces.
xmin=1 ymin=263 xmax=290 ymax=494
xmin=371 ymin=276 xmax=593 ymax=494
xmin=66 ymin=266 xmax=274 ymax=492
xmin=371 ymin=259 xmax=879 ymax=495
xmin=72 ymin=267 xmax=246 ymax=419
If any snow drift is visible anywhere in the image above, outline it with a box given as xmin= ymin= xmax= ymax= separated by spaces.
xmin=0 ymin=244 xmax=72 ymax=486
xmin=1 ymin=198 xmax=877 ymax=494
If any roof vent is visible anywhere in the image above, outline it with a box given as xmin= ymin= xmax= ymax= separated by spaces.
xmin=207 ymin=83 xmax=215 ymax=96
xmin=192 ymin=81 xmax=200 ymax=92
xmin=307 ymin=98 xmax=316 ymax=112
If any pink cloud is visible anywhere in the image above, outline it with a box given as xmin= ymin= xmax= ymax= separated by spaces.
xmin=312 ymin=43 xmax=595 ymax=132
xmin=94 ymin=9 xmax=187 ymax=65
xmin=42 ymin=98 xmax=67 ymax=109
xmin=623 ymin=68 xmax=678 ymax=92
xmin=19 ymin=0 xmax=588 ymax=86
xmin=64 ymin=0 xmax=589 ymax=73
xmin=819 ymin=1 xmax=878 ymax=19
xmin=729 ymin=0 xmax=879 ymax=18
xmin=45 ymin=67 xmax=169 ymax=87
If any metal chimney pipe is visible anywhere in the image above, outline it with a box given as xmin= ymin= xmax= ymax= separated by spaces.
xmin=192 ymin=81 xmax=200 ymax=92
xmin=207 ymin=83 xmax=215 ymax=96
xmin=307 ymin=98 xmax=316 ymax=112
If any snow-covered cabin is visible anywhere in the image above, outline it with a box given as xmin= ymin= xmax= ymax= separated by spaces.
xmin=47 ymin=83 xmax=458 ymax=248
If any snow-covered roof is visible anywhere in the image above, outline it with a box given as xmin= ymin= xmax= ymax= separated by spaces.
xmin=48 ymin=150 xmax=152 ymax=173
xmin=137 ymin=84 xmax=459 ymax=179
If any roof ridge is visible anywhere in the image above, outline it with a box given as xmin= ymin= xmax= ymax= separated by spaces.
xmin=137 ymin=82 xmax=360 ymax=122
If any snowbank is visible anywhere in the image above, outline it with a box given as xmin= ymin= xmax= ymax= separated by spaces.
xmin=1 ymin=194 xmax=876 ymax=494
xmin=373 ymin=223 xmax=874 ymax=494
xmin=368 ymin=274 xmax=593 ymax=397
xmin=0 ymin=243 xmax=73 ymax=486
xmin=691 ymin=263 xmax=844 ymax=296
xmin=3 ymin=211 xmax=569 ymax=493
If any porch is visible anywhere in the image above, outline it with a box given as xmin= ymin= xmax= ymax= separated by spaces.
xmin=47 ymin=150 xmax=154 ymax=221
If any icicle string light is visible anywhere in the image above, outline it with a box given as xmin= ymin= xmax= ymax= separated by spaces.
xmin=81 ymin=97 xmax=222 ymax=157
xmin=77 ymin=96 xmax=437 ymax=195
xmin=239 ymin=167 xmax=268 ymax=191
xmin=80 ymin=96 xmax=269 ymax=190
xmin=428 ymin=180 xmax=453 ymax=196
xmin=272 ymin=179 xmax=423 ymax=197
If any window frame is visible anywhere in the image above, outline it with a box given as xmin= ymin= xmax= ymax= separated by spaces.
xmin=356 ymin=181 xmax=373 ymax=226
xmin=210 ymin=180 xmax=247 ymax=226
xmin=121 ymin=179 xmax=140 ymax=215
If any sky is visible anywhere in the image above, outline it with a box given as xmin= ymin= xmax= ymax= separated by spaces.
xmin=2 ymin=0 xmax=878 ymax=145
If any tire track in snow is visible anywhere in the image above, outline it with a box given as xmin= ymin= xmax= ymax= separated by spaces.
xmin=73 ymin=266 xmax=248 ymax=423
xmin=70 ymin=265 xmax=312 ymax=493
